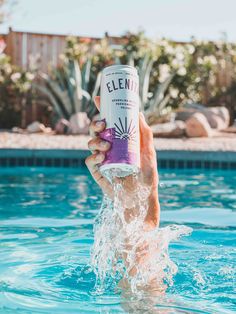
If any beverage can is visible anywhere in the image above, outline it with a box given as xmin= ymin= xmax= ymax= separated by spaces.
xmin=99 ymin=65 xmax=140 ymax=177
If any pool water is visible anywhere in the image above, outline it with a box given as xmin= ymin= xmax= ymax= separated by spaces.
xmin=0 ymin=167 xmax=235 ymax=313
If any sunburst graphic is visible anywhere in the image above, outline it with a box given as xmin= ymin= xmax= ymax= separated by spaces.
xmin=114 ymin=117 xmax=136 ymax=141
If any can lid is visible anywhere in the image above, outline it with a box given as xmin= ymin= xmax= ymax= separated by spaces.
xmin=102 ymin=64 xmax=137 ymax=75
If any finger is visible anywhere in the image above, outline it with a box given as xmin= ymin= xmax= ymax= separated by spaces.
xmin=94 ymin=96 xmax=101 ymax=111
xmin=139 ymin=112 xmax=153 ymax=140
xmin=139 ymin=112 xmax=154 ymax=149
xmin=88 ymin=137 xmax=111 ymax=152
xmin=89 ymin=119 xmax=106 ymax=136
xmin=85 ymin=152 xmax=105 ymax=171
xmin=139 ymin=113 xmax=158 ymax=185
xmin=85 ymin=152 xmax=113 ymax=198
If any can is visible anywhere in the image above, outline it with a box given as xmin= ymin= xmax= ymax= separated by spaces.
xmin=99 ymin=65 xmax=140 ymax=177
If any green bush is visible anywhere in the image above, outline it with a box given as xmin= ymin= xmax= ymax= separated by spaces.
xmin=56 ymin=32 xmax=236 ymax=122
xmin=1 ymin=32 xmax=236 ymax=128
xmin=0 ymin=53 xmax=35 ymax=128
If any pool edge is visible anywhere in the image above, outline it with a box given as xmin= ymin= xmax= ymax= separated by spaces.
xmin=0 ymin=148 xmax=235 ymax=169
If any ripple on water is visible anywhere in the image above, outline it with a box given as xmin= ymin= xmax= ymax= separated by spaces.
xmin=0 ymin=168 xmax=235 ymax=313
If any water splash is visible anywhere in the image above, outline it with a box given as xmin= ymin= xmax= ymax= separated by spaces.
xmin=91 ymin=171 xmax=192 ymax=295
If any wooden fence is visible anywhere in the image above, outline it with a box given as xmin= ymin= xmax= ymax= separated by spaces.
xmin=3 ymin=28 xmax=233 ymax=91
xmin=3 ymin=28 xmax=124 ymax=72
xmin=1 ymin=28 xmax=234 ymax=127
xmin=0 ymin=28 xmax=233 ymax=126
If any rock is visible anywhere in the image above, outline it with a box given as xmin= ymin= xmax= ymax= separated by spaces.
xmin=186 ymin=103 xmax=205 ymax=110
xmin=201 ymin=107 xmax=230 ymax=130
xmin=208 ymin=107 xmax=230 ymax=130
xmin=27 ymin=121 xmax=46 ymax=133
xmin=176 ymin=105 xmax=230 ymax=130
xmin=219 ymin=107 xmax=230 ymax=126
xmin=55 ymin=118 xmax=70 ymax=134
xmin=222 ymin=126 xmax=236 ymax=133
xmin=43 ymin=127 xmax=53 ymax=134
xmin=151 ymin=121 xmax=186 ymax=138
xmin=208 ymin=115 xmax=225 ymax=130
xmin=69 ymin=112 xmax=91 ymax=135
xmin=176 ymin=108 xmax=197 ymax=121
xmin=201 ymin=109 xmax=219 ymax=129
xmin=11 ymin=127 xmax=24 ymax=133
xmin=186 ymin=113 xmax=212 ymax=137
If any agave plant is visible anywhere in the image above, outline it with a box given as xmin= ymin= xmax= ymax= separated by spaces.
xmin=140 ymin=57 xmax=175 ymax=123
xmin=37 ymin=39 xmax=175 ymax=126
xmin=36 ymin=58 xmax=101 ymax=121
xmin=127 ymin=52 xmax=175 ymax=123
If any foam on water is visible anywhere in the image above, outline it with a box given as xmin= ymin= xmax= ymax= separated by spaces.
xmin=91 ymin=170 xmax=192 ymax=295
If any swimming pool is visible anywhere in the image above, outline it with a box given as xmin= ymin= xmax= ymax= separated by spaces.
xmin=0 ymin=167 xmax=235 ymax=313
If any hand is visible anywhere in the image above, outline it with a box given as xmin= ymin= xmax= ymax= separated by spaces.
xmin=85 ymin=96 xmax=160 ymax=228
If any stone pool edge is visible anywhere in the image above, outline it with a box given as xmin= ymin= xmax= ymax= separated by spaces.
xmin=0 ymin=148 xmax=235 ymax=169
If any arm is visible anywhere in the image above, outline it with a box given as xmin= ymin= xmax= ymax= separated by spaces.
xmin=86 ymin=96 xmax=160 ymax=229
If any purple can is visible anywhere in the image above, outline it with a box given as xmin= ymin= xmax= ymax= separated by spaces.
xmin=99 ymin=65 xmax=140 ymax=177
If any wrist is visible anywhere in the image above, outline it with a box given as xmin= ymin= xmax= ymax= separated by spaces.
xmin=145 ymin=189 xmax=160 ymax=229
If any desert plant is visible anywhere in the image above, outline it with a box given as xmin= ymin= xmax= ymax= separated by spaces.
xmin=37 ymin=37 xmax=124 ymax=122
xmin=37 ymin=58 xmax=101 ymax=121
xmin=37 ymin=33 xmax=236 ymax=125
xmin=126 ymin=52 xmax=175 ymax=123
xmin=48 ymin=37 xmax=177 ymax=124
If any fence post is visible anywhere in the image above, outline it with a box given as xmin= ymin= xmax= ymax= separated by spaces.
xmin=5 ymin=27 xmax=14 ymax=61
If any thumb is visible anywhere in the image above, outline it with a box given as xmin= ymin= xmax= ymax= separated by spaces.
xmin=94 ymin=96 xmax=100 ymax=111
xmin=139 ymin=112 xmax=151 ymax=132
xmin=139 ymin=112 xmax=153 ymax=143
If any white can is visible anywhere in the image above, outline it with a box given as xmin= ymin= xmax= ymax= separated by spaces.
xmin=99 ymin=65 xmax=140 ymax=177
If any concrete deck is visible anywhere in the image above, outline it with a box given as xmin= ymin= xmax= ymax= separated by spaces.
xmin=0 ymin=132 xmax=235 ymax=151
xmin=0 ymin=132 xmax=235 ymax=165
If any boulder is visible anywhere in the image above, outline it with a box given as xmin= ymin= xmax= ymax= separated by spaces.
xmin=208 ymin=107 xmax=230 ymax=129
xmin=176 ymin=105 xmax=230 ymax=130
xmin=151 ymin=120 xmax=186 ymax=138
xmin=12 ymin=127 xmax=24 ymax=133
xmin=55 ymin=118 xmax=70 ymax=134
xmin=43 ymin=127 xmax=53 ymax=134
xmin=27 ymin=121 xmax=46 ymax=133
xmin=176 ymin=108 xmax=197 ymax=121
xmin=186 ymin=103 xmax=205 ymax=110
xmin=186 ymin=113 xmax=212 ymax=137
xmin=201 ymin=109 xmax=220 ymax=129
xmin=201 ymin=107 xmax=230 ymax=130
xmin=222 ymin=126 xmax=236 ymax=133
xmin=69 ymin=112 xmax=91 ymax=135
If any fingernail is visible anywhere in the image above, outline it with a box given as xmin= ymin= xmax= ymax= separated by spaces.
xmin=100 ymin=141 xmax=110 ymax=149
xmin=96 ymin=120 xmax=104 ymax=128
xmin=96 ymin=152 xmax=104 ymax=161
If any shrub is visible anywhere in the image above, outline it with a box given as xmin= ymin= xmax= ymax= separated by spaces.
xmin=56 ymin=32 xmax=236 ymax=122
xmin=0 ymin=53 xmax=36 ymax=128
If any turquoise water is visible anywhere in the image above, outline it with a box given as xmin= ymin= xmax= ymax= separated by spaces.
xmin=0 ymin=167 xmax=235 ymax=313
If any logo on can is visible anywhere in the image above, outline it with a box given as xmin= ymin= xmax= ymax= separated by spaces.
xmin=99 ymin=65 xmax=140 ymax=177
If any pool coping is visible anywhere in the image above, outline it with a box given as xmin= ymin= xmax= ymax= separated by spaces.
xmin=0 ymin=148 xmax=236 ymax=169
